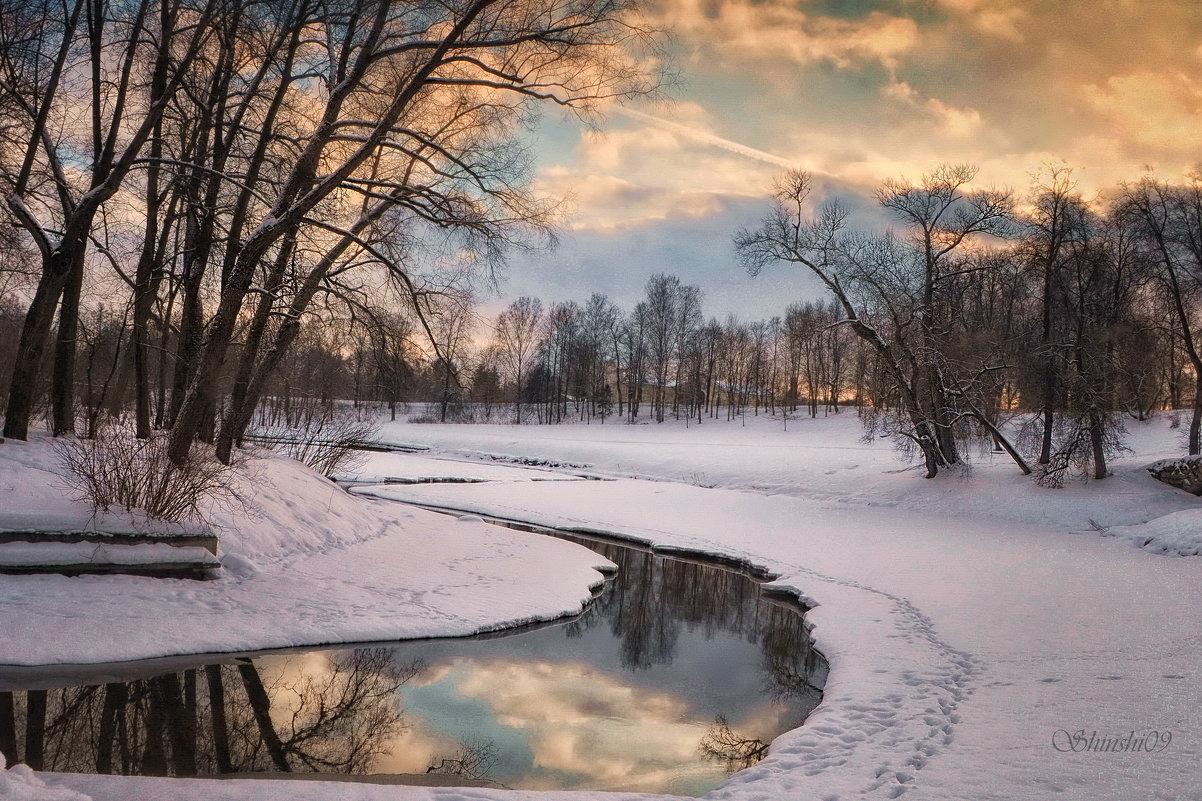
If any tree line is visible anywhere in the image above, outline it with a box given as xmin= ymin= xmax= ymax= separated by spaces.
xmin=430 ymin=164 xmax=1202 ymax=486
xmin=469 ymin=280 xmax=859 ymax=428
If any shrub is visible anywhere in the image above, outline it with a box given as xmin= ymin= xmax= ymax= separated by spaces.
xmin=55 ymin=427 xmax=243 ymax=523
xmin=251 ymin=408 xmax=375 ymax=476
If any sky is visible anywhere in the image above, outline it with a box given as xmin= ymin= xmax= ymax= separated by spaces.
xmin=482 ymin=0 xmax=1202 ymax=321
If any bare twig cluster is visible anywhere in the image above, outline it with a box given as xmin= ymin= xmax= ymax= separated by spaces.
xmin=53 ymin=425 xmax=242 ymax=522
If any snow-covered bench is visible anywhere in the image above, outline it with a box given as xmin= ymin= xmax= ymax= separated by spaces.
xmin=0 ymin=528 xmax=219 ymax=578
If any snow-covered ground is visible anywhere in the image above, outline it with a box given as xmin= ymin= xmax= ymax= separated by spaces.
xmin=371 ymin=411 xmax=1202 ymax=553
xmin=0 ymin=436 xmax=613 ymax=665
xmin=8 ymin=411 xmax=1202 ymax=800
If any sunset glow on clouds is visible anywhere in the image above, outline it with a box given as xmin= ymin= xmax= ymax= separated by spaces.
xmin=494 ymin=0 xmax=1202 ymax=318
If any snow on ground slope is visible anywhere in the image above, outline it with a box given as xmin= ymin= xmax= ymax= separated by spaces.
xmin=0 ymin=436 xmax=613 ymax=665
xmin=17 ymin=413 xmax=1202 ymax=801
xmin=373 ymin=411 xmax=1202 ymax=554
xmin=350 ymin=460 xmax=1202 ymax=801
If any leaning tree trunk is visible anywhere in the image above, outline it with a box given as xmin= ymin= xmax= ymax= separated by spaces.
xmin=237 ymin=662 xmax=290 ymax=772
xmin=214 ymin=236 xmax=295 ymax=463
xmin=3 ymin=247 xmax=77 ymax=440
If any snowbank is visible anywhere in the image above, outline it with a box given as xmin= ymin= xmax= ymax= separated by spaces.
xmin=0 ymin=437 xmax=614 ymax=666
xmin=0 ymin=754 xmax=88 ymax=801
xmin=1105 ymin=508 xmax=1202 ymax=556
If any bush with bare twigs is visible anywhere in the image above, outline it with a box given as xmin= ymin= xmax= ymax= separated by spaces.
xmin=250 ymin=408 xmax=376 ymax=476
xmin=54 ymin=426 xmax=243 ymax=523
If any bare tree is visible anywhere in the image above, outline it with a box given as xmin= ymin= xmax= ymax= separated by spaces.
xmin=494 ymin=296 xmax=543 ymax=423
xmin=0 ymin=0 xmax=216 ymax=439
xmin=1119 ymin=174 xmax=1202 ymax=454
xmin=738 ymin=168 xmax=1029 ymax=477
xmin=163 ymin=0 xmax=662 ymax=463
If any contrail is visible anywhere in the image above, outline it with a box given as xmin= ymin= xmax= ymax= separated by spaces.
xmin=615 ymin=107 xmax=798 ymax=169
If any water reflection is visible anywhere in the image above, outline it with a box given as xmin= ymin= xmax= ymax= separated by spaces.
xmin=0 ymin=534 xmax=825 ymax=795
xmin=0 ymin=650 xmax=420 ymax=777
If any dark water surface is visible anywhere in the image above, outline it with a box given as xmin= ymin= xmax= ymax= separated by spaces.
xmin=0 ymin=533 xmax=826 ymax=795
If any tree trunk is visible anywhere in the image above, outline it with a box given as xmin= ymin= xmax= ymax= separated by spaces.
xmin=1039 ymin=259 xmax=1056 ymax=465
xmin=205 ymin=665 xmax=234 ymax=773
xmin=0 ymin=692 xmax=16 ymax=766
xmin=3 ymin=250 xmax=75 ymax=440
xmin=1191 ymin=373 xmax=1202 ymax=456
xmin=237 ymin=661 xmax=290 ymax=772
xmin=1089 ymin=408 xmax=1108 ymax=480
xmin=168 ymin=260 xmax=206 ymax=428
xmin=1039 ymin=405 xmax=1054 ymax=465
xmin=24 ymin=689 xmax=47 ymax=770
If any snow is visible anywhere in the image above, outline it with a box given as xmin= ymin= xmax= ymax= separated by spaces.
xmin=0 ymin=437 xmax=614 ymax=666
xmin=373 ymin=412 xmax=1201 ymax=540
xmin=1105 ymin=508 xmax=1202 ymax=555
xmin=348 ymin=413 xmax=1201 ymax=801
xmin=336 ymin=450 xmax=588 ymax=485
xmin=0 ymin=541 xmax=219 ymax=567
xmin=0 ymin=755 xmax=88 ymax=801
xmin=38 ymin=774 xmax=663 ymax=801
xmin=7 ymin=411 xmax=1202 ymax=801
xmin=0 ymin=437 xmax=209 ymax=538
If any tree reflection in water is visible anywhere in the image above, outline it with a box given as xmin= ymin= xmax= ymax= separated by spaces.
xmin=0 ymin=649 xmax=422 ymax=777
xmin=561 ymin=536 xmax=823 ymax=702
xmin=0 ymin=534 xmax=827 ymax=790
xmin=699 ymin=715 xmax=769 ymax=772
xmin=556 ymin=536 xmax=824 ymax=775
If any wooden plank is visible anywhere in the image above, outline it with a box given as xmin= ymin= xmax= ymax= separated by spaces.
xmin=0 ymin=562 xmax=217 ymax=579
xmin=0 ymin=530 xmax=218 ymax=555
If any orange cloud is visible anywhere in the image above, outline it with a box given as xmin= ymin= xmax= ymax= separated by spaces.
xmin=652 ymin=0 xmax=919 ymax=69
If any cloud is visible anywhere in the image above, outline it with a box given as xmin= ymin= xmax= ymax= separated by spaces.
xmin=452 ymin=658 xmax=726 ymax=791
xmin=532 ymin=102 xmax=787 ymax=232
xmin=653 ymin=0 xmax=920 ymax=70
xmin=882 ymin=81 xmax=983 ymax=138
xmin=1082 ymin=71 xmax=1202 ymax=157
xmin=925 ymin=0 xmax=1027 ymax=40
xmin=615 ymin=108 xmax=799 ymax=169
xmin=498 ymin=1 xmax=1202 ymax=318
